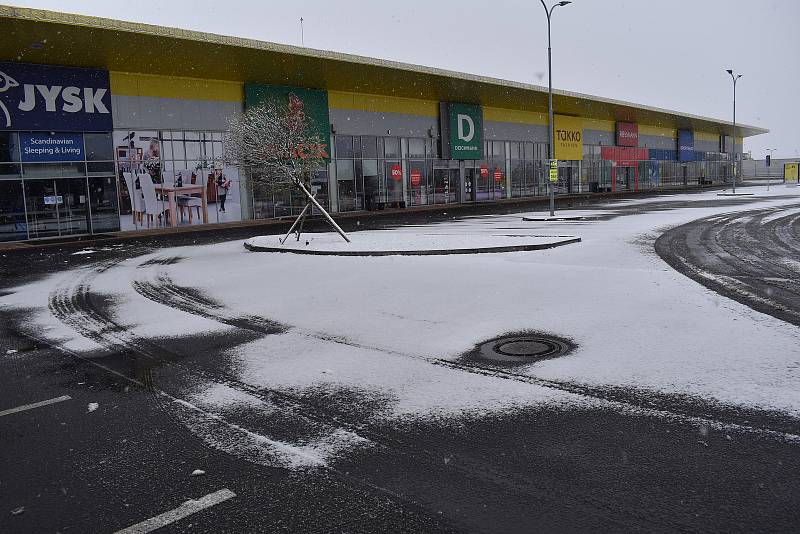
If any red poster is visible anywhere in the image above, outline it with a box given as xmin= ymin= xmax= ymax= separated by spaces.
xmin=480 ymin=164 xmax=489 ymax=178
xmin=616 ymin=122 xmax=639 ymax=147
xmin=493 ymin=168 xmax=503 ymax=183
xmin=390 ymin=164 xmax=402 ymax=181
xmin=410 ymin=168 xmax=421 ymax=187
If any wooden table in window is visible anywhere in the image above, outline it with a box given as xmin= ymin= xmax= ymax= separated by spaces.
xmin=153 ymin=183 xmax=208 ymax=228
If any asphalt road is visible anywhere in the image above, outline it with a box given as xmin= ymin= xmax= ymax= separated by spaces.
xmin=2 ymin=191 xmax=800 ymax=533
xmin=655 ymin=202 xmax=800 ymax=327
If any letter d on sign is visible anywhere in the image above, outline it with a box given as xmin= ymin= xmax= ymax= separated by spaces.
xmin=457 ymin=114 xmax=475 ymax=142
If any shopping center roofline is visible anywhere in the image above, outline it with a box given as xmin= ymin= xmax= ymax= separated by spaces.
xmin=0 ymin=4 xmax=767 ymax=138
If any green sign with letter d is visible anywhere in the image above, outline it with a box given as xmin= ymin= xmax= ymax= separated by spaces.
xmin=440 ymin=102 xmax=483 ymax=160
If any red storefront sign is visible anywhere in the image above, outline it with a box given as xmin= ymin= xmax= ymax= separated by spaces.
xmin=410 ymin=168 xmax=421 ymax=187
xmin=390 ymin=164 xmax=402 ymax=181
xmin=616 ymin=122 xmax=639 ymax=147
xmin=480 ymin=164 xmax=489 ymax=178
xmin=493 ymin=168 xmax=503 ymax=183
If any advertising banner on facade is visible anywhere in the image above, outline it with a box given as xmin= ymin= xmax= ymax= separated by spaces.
xmin=20 ymin=132 xmax=84 ymax=162
xmin=616 ymin=122 xmax=638 ymax=147
xmin=678 ymin=129 xmax=694 ymax=162
xmin=114 ymin=130 xmax=242 ymax=232
xmin=0 ymin=61 xmax=112 ymax=131
xmin=553 ymin=115 xmax=583 ymax=160
xmin=439 ymin=102 xmax=483 ymax=160
xmin=244 ymin=83 xmax=330 ymax=161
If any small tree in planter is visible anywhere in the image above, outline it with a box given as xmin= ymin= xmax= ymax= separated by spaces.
xmin=224 ymin=96 xmax=349 ymax=243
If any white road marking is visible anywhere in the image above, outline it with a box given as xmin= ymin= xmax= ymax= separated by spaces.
xmin=0 ymin=395 xmax=72 ymax=417
xmin=112 ymin=489 xmax=236 ymax=534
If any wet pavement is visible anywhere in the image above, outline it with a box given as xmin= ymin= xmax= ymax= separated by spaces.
xmin=2 ymin=187 xmax=800 ymax=533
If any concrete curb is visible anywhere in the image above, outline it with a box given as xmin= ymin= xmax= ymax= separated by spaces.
xmin=243 ymin=237 xmax=581 ymax=256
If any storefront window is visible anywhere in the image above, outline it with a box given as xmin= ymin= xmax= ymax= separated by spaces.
xmin=383 ymin=137 xmax=400 ymax=159
xmin=0 ymin=131 xmax=21 ymax=176
xmin=0 ymin=180 xmax=26 ymax=242
xmin=335 ymin=136 xmax=354 ymax=159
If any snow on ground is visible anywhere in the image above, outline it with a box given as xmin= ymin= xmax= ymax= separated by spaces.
xmin=2 ymin=186 xmax=800 ymax=466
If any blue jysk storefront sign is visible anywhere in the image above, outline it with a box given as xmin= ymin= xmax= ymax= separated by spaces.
xmin=678 ymin=129 xmax=695 ymax=162
xmin=20 ymin=132 xmax=84 ymax=162
xmin=0 ymin=61 xmax=113 ymax=131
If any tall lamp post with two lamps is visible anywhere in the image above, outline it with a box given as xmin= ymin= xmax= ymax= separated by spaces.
xmin=726 ymin=69 xmax=742 ymax=194
xmin=540 ymin=0 xmax=572 ymax=216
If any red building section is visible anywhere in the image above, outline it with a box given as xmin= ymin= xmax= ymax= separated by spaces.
xmin=601 ymin=146 xmax=649 ymax=191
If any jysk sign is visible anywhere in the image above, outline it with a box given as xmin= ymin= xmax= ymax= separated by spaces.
xmin=553 ymin=115 xmax=583 ymax=160
xmin=440 ymin=102 xmax=483 ymax=160
xmin=678 ymin=129 xmax=694 ymax=162
xmin=20 ymin=132 xmax=84 ymax=162
xmin=616 ymin=122 xmax=638 ymax=147
xmin=0 ymin=62 xmax=112 ymax=131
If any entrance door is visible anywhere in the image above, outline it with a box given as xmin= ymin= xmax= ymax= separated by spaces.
xmin=615 ymin=167 xmax=634 ymax=192
xmin=464 ymin=167 xmax=477 ymax=201
xmin=24 ymin=178 xmax=90 ymax=239
xmin=433 ymin=166 xmax=460 ymax=204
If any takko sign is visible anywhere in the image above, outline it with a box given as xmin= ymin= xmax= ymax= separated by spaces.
xmin=616 ymin=122 xmax=638 ymax=147
xmin=553 ymin=115 xmax=583 ymax=160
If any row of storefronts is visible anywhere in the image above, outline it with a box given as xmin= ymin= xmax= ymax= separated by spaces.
xmin=0 ymin=7 xmax=765 ymax=242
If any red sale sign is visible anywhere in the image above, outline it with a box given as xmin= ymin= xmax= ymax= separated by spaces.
xmin=480 ymin=164 xmax=489 ymax=178
xmin=390 ymin=164 xmax=402 ymax=181
xmin=493 ymin=168 xmax=502 ymax=183
xmin=410 ymin=168 xmax=421 ymax=187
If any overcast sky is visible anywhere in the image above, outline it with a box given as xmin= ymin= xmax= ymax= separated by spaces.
xmin=8 ymin=0 xmax=799 ymax=159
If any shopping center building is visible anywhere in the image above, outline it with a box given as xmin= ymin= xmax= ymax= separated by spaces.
xmin=0 ymin=5 xmax=767 ymax=242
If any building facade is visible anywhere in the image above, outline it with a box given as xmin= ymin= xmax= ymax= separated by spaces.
xmin=0 ymin=6 xmax=767 ymax=242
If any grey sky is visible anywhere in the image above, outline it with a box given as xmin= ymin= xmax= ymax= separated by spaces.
xmin=7 ymin=0 xmax=799 ymax=159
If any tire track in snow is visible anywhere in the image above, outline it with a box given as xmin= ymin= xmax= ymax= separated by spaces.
xmin=656 ymin=204 xmax=800 ymax=327
xmin=129 ymin=256 xmax=800 ymax=441
xmin=41 ymin=259 xmax=694 ymax=530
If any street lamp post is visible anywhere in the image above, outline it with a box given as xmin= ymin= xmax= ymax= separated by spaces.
xmin=541 ymin=0 xmax=571 ymax=217
xmin=765 ymin=148 xmax=776 ymax=190
xmin=726 ymin=69 xmax=742 ymax=194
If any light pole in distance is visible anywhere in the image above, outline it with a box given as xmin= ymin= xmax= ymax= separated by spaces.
xmin=765 ymin=147 xmax=776 ymax=190
xmin=540 ymin=0 xmax=572 ymax=217
xmin=726 ymin=69 xmax=742 ymax=193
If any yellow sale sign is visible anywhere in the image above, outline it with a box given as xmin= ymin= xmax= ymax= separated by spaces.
xmin=785 ymin=162 xmax=799 ymax=183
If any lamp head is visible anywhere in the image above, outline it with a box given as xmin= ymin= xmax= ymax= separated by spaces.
xmin=558 ymin=1 xmax=572 ymax=5
xmin=726 ymin=69 xmax=733 ymax=75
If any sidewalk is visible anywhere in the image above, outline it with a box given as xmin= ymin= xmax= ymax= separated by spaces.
xmin=0 ymin=184 xmax=731 ymax=253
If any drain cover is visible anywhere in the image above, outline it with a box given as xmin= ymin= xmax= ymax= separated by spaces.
xmin=476 ymin=334 xmax=571 ymax=364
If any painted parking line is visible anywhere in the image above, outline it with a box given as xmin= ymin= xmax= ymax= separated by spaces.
xmin=113 ymin=489 xmax=236 ymax=534
xmin=0 ymin=395 xmax=72 ymax=417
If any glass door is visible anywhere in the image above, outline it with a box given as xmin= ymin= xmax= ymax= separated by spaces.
xmin=464 ymin=166 xmax=477 ymax=201
xmin=24 ymin=178 xmax=90 ymax=239
xmin=57 ymin=177 xmax=90 ymax=235
xmin=23 ymin=179 xmax=59 ymax=239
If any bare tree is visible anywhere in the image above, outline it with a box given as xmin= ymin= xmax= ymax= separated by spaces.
xmin=224 ymin=96 xmax=349 ymax=243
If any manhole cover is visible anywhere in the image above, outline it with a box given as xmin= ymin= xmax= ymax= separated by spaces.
xmin=475 ymin=334 xmax=572 ymax=364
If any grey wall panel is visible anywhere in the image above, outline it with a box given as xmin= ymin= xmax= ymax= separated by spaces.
xmin=112 ymin=95 xmax=242 ymax=130
xmin=484 ymin=121 xmax=548 ymax=142
xmin=329 ymin=108 xmax=437 ymax=138
xmin=582 ymin=129 xmax=615 ymax=146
